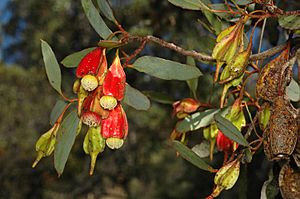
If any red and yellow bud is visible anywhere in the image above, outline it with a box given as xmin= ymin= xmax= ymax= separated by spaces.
xmin=76 ymin=48 xmax=103 ymax=78
xmin=81 ymin=111 xmax=102 ymax=127
xmin=81 ymin=74 xmax=98 ymax=92
xmin=102 ymin=53 xmax=126 ymax=101
xmin=101 ymin=104 xmax=128 ymax=149
xmin=172 ymin=98 xmax=200 ymax=119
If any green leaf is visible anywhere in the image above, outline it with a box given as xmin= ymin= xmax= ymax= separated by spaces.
xmin=176 ymin=107 xmax=229 ymax=133
xmin=81 ymin=0 xmax=113 ymax=39
xmin=132 ymin=56 xmax=202 ymax=80
xmin=143 ymin=91 xmax=174 ymax=104
xmin=186 ymin=57 xmax=199 ymax=99
xmin=97 ymin=0 xmax=116 ymax=22
xmin=168 ymin=0 xmax=210 ymax=11
xmin=123 ymin=83 xmax=151 ymax=111
xmin=54 ymin=111 xmax=80 ymax=176
xmin=214 ymin=114 xmax=249 ymax=146
xmin=286 ymin=78 xmax=300 ymax=102
xmin=50 ymin=100 xmax=68 ymax=125
xmin=278 ymin=15 xmax=300 ymax=30
xmin=173 ymin=141 xmax=215 ymax=172
xmin=61 ymin=47 xmax=96 ymax=68
xmin=41 ymin=40 xmax=62 ymax=95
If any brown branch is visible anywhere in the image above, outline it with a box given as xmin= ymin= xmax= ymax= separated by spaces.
xmin=127 ymin=35 xmax=286 ymax=63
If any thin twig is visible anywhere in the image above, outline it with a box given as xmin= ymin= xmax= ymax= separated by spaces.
xmin=127 ymin=35 xmax=287 ymax=62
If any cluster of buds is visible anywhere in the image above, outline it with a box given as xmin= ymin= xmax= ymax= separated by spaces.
xmin=74 ymin=47 xmax=128 ymax=174
xmin=212 ymin=17 xmax=252 ymax=107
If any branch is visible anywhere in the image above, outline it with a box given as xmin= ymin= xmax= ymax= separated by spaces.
xmin=128 ymin=35 xmax=286 ymax=62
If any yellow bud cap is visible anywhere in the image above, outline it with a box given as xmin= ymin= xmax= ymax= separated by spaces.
xmin=99 ymin=95 xmax=117 ymax=110
xmin=106 ymin=138 xmax=124 ymax=149
xmin=81 ymin=75 xmax=98 ymax=92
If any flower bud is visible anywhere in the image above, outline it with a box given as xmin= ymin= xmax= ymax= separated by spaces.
xmin=77 ymin=85 xmax=89 ymax=116
xmin=32 ymin=124 xmax=59 ymax=168
xmin=76 ymin=48 xmax=103 ymax=78
xmin=101 ymin=104 xmax=128 ymax=149
xmin=72 ymin=79 xmax=81 ymax=94
xmin=81 ymin=111 xmax=101 ymax=127
xmin=83 ymin=126 xmax=105 ymax=175
xmin=216 ymin=130 xmax=238 ymax=152
xmin=211 ymin=160 xmax=240 ymax=197
xmin=99 ymin=95 xmax=118 ymax=110
xmin=102 ymin=53 xmax=126 ymax=101
xmin=81 ymin=74 xmax=98 ymax=92
xmin=172 ymin=98 xmax=200 ymax=119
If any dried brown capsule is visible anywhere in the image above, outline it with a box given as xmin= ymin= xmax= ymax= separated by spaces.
xmin=256 ymin=47 xmax=295 ymax=102
xmin=279 ymin=163 xmax=300 ymax=199
xmin=263 ymin=96 xmax=298 ymax=160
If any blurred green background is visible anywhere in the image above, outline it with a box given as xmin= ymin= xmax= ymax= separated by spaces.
xmin=0 ymin=0 xmax=299 ymax=198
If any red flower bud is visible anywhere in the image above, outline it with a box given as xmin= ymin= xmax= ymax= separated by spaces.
xmin=76 ymin=48 xmax=103 ymax=78
xmin=102 ymin=53 xmax=126 ymax=101
xmin=101 ymin=104 xmax=128 ymax=149
xmin=172 ymin=98 xmax=200 ymax=118
xmin=81 ymin=111 xmax=102 ymax=127
xmin=216 ymin=130 xmax=238 ymax=152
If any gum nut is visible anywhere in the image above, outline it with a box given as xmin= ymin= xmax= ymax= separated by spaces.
xmin=81 ymin=75 xmax=98 ymax=92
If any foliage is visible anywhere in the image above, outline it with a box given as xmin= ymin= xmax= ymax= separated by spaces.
xmin=2 ymin=0 xmax=300 ymax=198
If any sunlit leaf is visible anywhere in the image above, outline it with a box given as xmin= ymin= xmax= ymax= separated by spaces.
xmin=132 ymin=56 xmax=202 ymax=80
xmin=50 ymin=100 xmax=68 ymax=125
xmin=214 ymin=114 xmax=249 ymax=146
xmin=192 ymin=140 xmax=216 ymax=158
xmin=279 ymin=15 xmax=300 ymax=30
xmin=143 ymin=91 xmax=174 ymax=104
xmin=176 ymin=107 xmax=229 ymax=133
xmin=81 ymin=0 xmax=113 ymax=39
xmin=173 ymin=141 xmax=215 ymax=172
xmin=54 ymin=111 xmax=80 ymax=176
xmin=61 ymin=47 xmax=96 ymax=68
xmin=286 ymin=78 xmax=300 ymax=102
xmin=123 ymin=83 xmax=151 ymax=111
xmin=41 ymin=40 xmax=62 ymax=95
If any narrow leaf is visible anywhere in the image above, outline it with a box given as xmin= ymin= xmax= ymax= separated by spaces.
xmin=286 ymin=78 xmax=300 ymax=102
xmin=143 ymin=91 xmax=174 ymax=104
xmin=97 ymin=0 xmax=116 ymax=22
xmin=61 ymin=47 xmax=96 ymax=68
xmin=168 ymin=0 xmax=210 ymax=11
xmin=41 ymin=40 xmax=62 ymax=95
xmin=81 ymin=0 xmax=113 ymax=39
xmin=132 ymin=56 xmax=202 ymax=80
xmin=186 ymin=57 xmax=199 ymax=99
xmin=173 ymin=141 xmax=215 ymax=172
xmin=123 ymin=83 xmax=151 ymax=111
xmin=50 ymin=100 xmax=68 ymax=125
xmin=214 ymin=114 xmax=249 ymax=146
xmin=176 ymin=107 xmax=229 ymax=133
xmin=54 ymin=111 xmax=80 ymax=176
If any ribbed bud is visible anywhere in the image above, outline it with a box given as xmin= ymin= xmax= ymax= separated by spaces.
xmin=81 ymin=74 xmax=98 ymax=92
xmin=99 ymin=95 xmax=118 ymax=110
xmin=81 ymin=111 xmax=101 ymax=127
